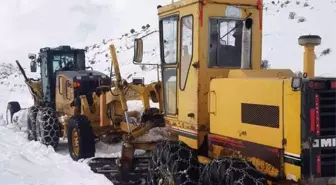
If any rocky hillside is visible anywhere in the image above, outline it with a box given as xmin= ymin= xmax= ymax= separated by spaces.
xmin=85 ymin=25 xmax=161 ymax=84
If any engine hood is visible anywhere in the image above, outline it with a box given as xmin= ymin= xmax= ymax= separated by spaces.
xmin=56 ymin=70 xmax=109 ymax=81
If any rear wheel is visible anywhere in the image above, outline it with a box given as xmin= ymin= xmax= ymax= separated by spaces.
xmin=6 ymin=101 xmax=21 ymax=125
xmin=67 ymin=115 xmax=95 ymax=161
xmin=199 ymin=157 xmax=268 ymax=185
xmin=36 ymin=107 xmax=60 ymax=149
xmin=148 ymin=140 xmax=200 ymax=185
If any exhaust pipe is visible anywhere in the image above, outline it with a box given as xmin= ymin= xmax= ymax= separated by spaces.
xmin=298 ymin=35 xmax=321 ymax=78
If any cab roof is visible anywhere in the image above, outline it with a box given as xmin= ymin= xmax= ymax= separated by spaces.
xmin=157 ymin=0 xmax=261 ymax=15
xmin=39 ymin=45 xmax=85 ymax=53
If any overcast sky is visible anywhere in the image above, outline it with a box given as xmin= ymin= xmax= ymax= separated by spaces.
xmin=0 ymin=0 xmax=170 ymax=66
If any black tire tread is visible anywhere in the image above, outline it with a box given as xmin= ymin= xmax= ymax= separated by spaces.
xmin=27 ymin=105 xmax=40 ymax=141
xmin=67 ymin=115 xmax=95 ymax=161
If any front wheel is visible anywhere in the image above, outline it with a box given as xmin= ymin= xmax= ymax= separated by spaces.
xmin=67 ymin=115 xmax=95 ymax=161
xmin=36 ymin=107 xmax=60 ymax=149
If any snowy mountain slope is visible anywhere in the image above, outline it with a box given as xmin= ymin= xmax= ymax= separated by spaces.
xmin=85 ymin=27 xmax=161 ymax=84
xmin=85 ymin=0 xmax=336 ymax=78
xmin=262 ymin=0 xmax=336 ymax=76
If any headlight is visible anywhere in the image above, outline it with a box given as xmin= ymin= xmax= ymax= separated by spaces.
xmin=291 ymin=77 xmax=302 ymax=91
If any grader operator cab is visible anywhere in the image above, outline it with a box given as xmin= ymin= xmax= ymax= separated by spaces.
xmin=6 ymin=45 xmax=164 ymax=161
xmin=85 ymin=0 xmax=336 ymax=185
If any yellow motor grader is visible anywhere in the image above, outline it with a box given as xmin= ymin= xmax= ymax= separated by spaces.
xmin=6 ymin=45 xmax=164 ymax=161
xmin=86 ymin=0 xmax=336 ymax=185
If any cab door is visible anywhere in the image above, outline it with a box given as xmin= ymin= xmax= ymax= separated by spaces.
xmin=159 ymin=7 xmax=199 ymax=148
xmin=177 ymin=13 xmax=198 ymax=133
xmin=160 ymin=15 xmax=179 ymax=116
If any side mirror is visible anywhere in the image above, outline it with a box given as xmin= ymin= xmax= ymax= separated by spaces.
xmin=244 ymin=18 xmax=253 ymax=29
xmin=30 ymin=60 xmax=37 ymax=72
xmin=28 ymin=53 xmax=36 ymax=60
xmin=133 ymin=38 xmax=143 ymax=63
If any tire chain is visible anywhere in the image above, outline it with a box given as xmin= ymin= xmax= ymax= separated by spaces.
xmin=199 ymin=157 xmax=268 ymax=185
xmin=36 ymin=107 xmax=60 ymax=148
xmin=149 ymin=140 xmax=200 ymax=185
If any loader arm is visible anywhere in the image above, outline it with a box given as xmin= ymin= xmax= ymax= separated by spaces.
xmin=109 ymin=44 xmax=133 ymax=133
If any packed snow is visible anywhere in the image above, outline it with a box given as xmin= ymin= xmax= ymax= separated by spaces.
xmin=0 ymin=124 xmax=112 ymax=185
xmin=0 ymin=0 xmax=335 ymax=184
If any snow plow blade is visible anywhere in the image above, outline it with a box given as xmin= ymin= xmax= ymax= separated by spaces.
xmin=86 ymin=110 xmax=166 ymax=185
xmin=88 ymin=155 xmax=151 ymax=185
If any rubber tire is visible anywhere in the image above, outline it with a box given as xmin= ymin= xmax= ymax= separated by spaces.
xmin=199 ymin=157 xmax=268 ymax=185
xmin=26 ymin=105 xmax=40 ymax=141
xmin=148 ymin=140 xmax=200 ymax=185
xmin=36 ymin=107 xmax=60 ymax=149
xmin=67 ymin=115 xmax=95 ymax=161
xmin=6 ymin=101 xmax=21 ymax=125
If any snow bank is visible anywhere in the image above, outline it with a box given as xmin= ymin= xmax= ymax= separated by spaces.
xmin=0 ymin=123 xmax=112 ymax=185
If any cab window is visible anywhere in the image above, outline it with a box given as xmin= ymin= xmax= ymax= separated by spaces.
xmin=160 ymin=15 xmax=178 ymax=115
xmin=180 ymin=15 xmax=193 ymax=90
xmin=161 ymin=16 xmax=178 ymax=64
xmin=209 ymin=18 xmax=244 ymax=68
xmin=52 ymin=53 xmax=75 ymax=73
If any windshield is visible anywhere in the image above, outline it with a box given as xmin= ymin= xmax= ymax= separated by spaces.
xmin=52 ymin=53 xmax=75 ymax=73
xmin=209 ymin=18 xmax=245 ymax=68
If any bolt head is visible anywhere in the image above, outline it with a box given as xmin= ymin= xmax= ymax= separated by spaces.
xmin=298 ymin=35 xmax=321 ymax=46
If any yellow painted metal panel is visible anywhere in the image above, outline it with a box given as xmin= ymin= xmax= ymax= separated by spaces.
xmin=209 ymin=78 xmax=284 ymax=148
xmin=284 ymin=163 xmax=301 ymax=182
xmin=283 ymin=79 xmax=302 ymax=180
xmin=179 ymin=135 xmax=198 ymax=149
xmin=197 ymin=2 xmax=263 ymax=138
xmin=177 ymin=3 xmax=199 ymax=130
xmin=283 ymin=79 xmax=301 ymax=155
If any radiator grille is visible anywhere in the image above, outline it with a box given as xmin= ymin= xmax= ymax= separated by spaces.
xmin=318 ymin=89 xmax=336 ymax=177
xmin=321 ymin=148 xmax=336 ymax=177
xmin=241 ymin=103 xmax=280 ymax=128
xmin=318 ymin=90 xmax=336 ymax=136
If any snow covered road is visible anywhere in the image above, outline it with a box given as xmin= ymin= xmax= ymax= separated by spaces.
xmin=0 ymin=122 xmax=113 ymax=185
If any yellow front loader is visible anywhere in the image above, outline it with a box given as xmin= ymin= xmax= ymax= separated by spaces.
xmin=6 ymin=44 xmax=165 ymax=162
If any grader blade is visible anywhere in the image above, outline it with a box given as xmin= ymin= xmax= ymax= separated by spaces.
xmin=87 ymin=155 xmax=151 ymax=185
